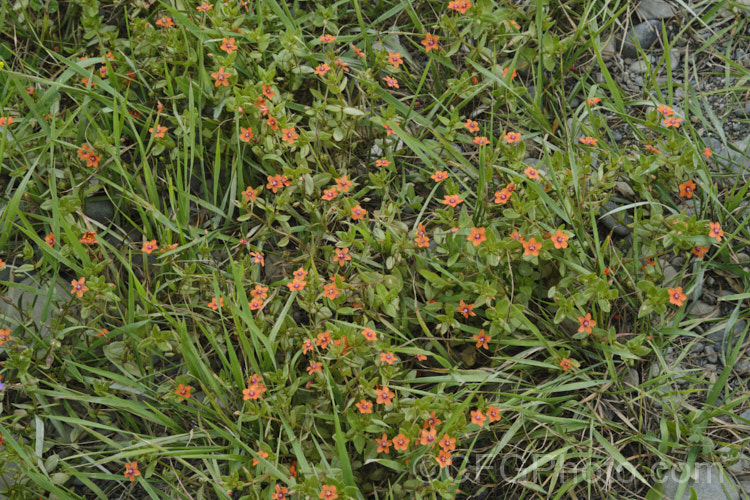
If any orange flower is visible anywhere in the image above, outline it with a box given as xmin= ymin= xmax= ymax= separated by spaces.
xmin=351 ymin=45 xmax=365 ymax=58
xmin=579 ymin=136 xmax=598 ymax=145
xmin=494 ymin=188 xmax=512 ymax=204
xmin=522 ymin=237 xmax=541 ymax=256
xmin=416 ymin=353 xmax=427 ymax=361
xmin=319 ymin=485 xmax=339 ymax=500
xmin=0 ymin=258 xmax=5 ymax=269
xmin=334 ymin=58 xmax=349 ymax=72
xmin=334 ymin=175 xmax=353 ymax=192
xmin=473 ymin=136 xmax=489 ymax=146
xmin=392 ymin=433 xmax=410 ymax=451
xmin=419 ymin=427 xmax=437 ymax=447
xmin=281 ymin=126 xmax=299 ymax=144
xmin=509 ymin=230 xmax=524 ymax=242
xmin=70 ymin=277 xmax=89 ymax=298
xmin=314 ymin=63 xmax=331 ymax=76
xmin=142 ymin=240 xmax=158 ymax=254
xmin=464 ymin=119 xmax=479 ymax=133
xmin=470 ymin=409 xmax=486 ymax=427
xmin=382 ymin=76 xmax=399 ymax=88
xmin=708 ymin=222 xmax=724 ymax=242
xmin=693 ymin=246 xmax=709 ymax=259
xmin=150 ymin=124 xmax=167 ymax=138
xmin=587 ymin=97 xmax=601 ymax=105
xmin=668 ymin=286 xmax=686 ymax=306
xmin=250 ymin=252 xmax=265 ymax=266
xmin=577 ymin=313 xmax=596 ymax=334
xmin=0 ymin=117 xmax=14 ymax=126
xmin=703 ymin=147 xmax=712 ymax=159
xmin=436 ymin=450 xmax=453 ymax=468
xmin=421 ymin=33 xmax=440 ymax=52
xmin=439 ymin=434 xmax=456 ymax=452
xmin=301 ymin=338 xmax=315 ymax=354
xmin=266 ymin=115 xmax=279 ymax=130
xmin=322 ymin=283 xmax=340 ymax=300
xmin=550 ymin=230 xmax=569 ymax=249
xmin=645 ymin=144 xmax=662 ymax=154
xmin=175 ymin=384 xmax=192 ymax=401
xmin=196 ymin=2 xmax=213 ymax=11
xmin=248 ymin=298 xmax=264 ymax=310
xmin=362 ymin=327 xmax=377 ymax=341
xmin=656 ymin=104 xmax=674 ymax=116
xmin=239 ymin=127 xmax=254 ymax=142
xmin=266 ymin=174 xmax=286 ymax=193
xmin=220 ymin=37 xmax=236 ymax=54
xmin=678 ymin=180 xmax=696 ymax=198
xmin=441 ymin=194 xmax=463 ymax=207
xmin=252 ymin=450 xmax=269 ymax=465
xmin=559 ymin=358 xmax=572 ymax=371
xmin=431 ymin=171 xmax=448 ymax=182
xmin=273 ymin=485 xmax=288 ymax=500
xmin=356 ymin=399 xmax=373 ymax=414
xmin=261 ymin=84 xmax=275 ymax=99
xmin=375 ymin=158 xmax=391 ymax=167
xmin=307 ymin=360 xmax=323 ymax=375
xmin=457 ymin=300 xmax=475 ymax=318
xmin=293 ymin=267 xmax=308 ymax=280
xmin=473 ymin=329 xmax=490 ymax=349
xmin=380 ymin=352 xmax=398 ymax=365
xmin=383 ymin=123 xmax=396 ymax=136
xmin=155 ymin=16 xmax=174 ymax=27
xmin=319 ymin=34 xmax=337 ymax=43
xmin=123 ymin=461 xmax=141 ymax=482
xmin=286 ymin=280 xmax=306 ymax=292
xmin=208 ymin=296 xmax=224 ymax=310
xmin=424 ymin=411 xmax=442 ymax=428
xmin=321 ymin=189 xmax=337 ymax=201
xmin=332 ymin=247 xmax=352 ymax=267
xmin=524 ymin=166 xmax=540 ymax=179
xmin=487 ymin=405 xmax=502 ymax=422
xmin=448 ymin=0 xmax=471 ymax=14
xmin=243 ymin=384 xmax=262 ymax=400
xmin=376 ymin=386 xmax=395 ymax=406
xmin=44 ymin=232 xmax=56 ymax=247
xmin=504 ymin=131 xmax=522 ymax=143
xmin=662 ymin=116 xmax=682 ymax=128
xmin=376 ymin=433 xmax=392 ymax=453
xmin=0 ymin=329 xmax=10 ymax=345
xmin=387 ymin=51 xmax=403 ymax=69
xmin=211 ymin=67 xmax=231 ymax=87
xmin=502 ymin=67 xmax=517 ymax=79
xmin=316 ymin=331 xmax=332 ymax=349
xmin=351 ymin=205 xmax=366 ymax=220
xmin=467 ymin=227 xmax=486 ymax=247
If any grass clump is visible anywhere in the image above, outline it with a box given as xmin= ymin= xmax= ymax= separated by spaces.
xmin=1 ymin=0 xmax=749 ymax=499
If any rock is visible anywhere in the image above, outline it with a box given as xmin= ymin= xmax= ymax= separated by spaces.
xmin=636 ymin=0 xmax=676 ymax=20
xmin=689 ymin=301 xmax=716 ymax=317
xmin=705 ymin=320 xmax=747 ymax=348
xmin=740 ymin=409 xmax=750 ymax=422
xmin=704 ymin=363 xmax=717 ymax=371
xmin=663 ymin=266 xmax=679 ymax=285
xmin=615 ymin=181 xmax=635 ymax=199
xmin=599 ymin=201 xmax=632 ymax=238
xmin=622 ymin=20 xmax=662 ymax=59
xmin=735 ymin=360 xmax=750 ymax=376
xmin=691 ymin=342 xmax=704 ymax=353
xmin=623 ymin=367 xmax=640 ymax=387
xmin=720 ymin=446 xmax=750 ymax=474
xmin=1 ymin=274 xmax=70 ymax=339
xmin=630 ymin=60 xmax=650 ymax=74
xmin=705 ymin=346 xmax=718 ymax=364
xmin=84 ymin=198 xmax=115 ymax=225
xmin=669 ymin=50 xmax=681 ymax=71
xmin=660 ymin=463 xmax=740 ymax=500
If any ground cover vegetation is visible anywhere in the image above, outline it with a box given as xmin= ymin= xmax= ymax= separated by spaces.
xmin=1 ymin=0 xmax=749 ymax=498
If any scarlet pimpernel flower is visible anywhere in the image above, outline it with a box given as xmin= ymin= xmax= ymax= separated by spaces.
xmin=376 ymin=433 xmax=392 ymax=453
xmin=220 ymin=38 xmax=236 ymax=54
xmin=441 ymin=194 xmax=463 ymax=207
xmin=473 ymin=329 xmax=490 ymax=349
xmin=382 ymin=76 xmax=399 ymax=88
xmin=668 ymin=286 xmax=686 ymax=306
xmin=678 ymin=180 xmax=696 ymax=198
xmin=470 ymin=409 xmax=486 ymax=426
xmin=239 ymin=127 xmax=253 ymax=142
xmin=356 ymin=399 xmax=373 ymax=413
xmin=504 ymin=131 xmax=522 ymax=143
xmin=150 ymin=124 xmax=167 ymax=138
xmin=319 ymin=34 xmax=336 ymax=43
xmin=473 ymin=136 xmax=489 ymax=146
xmin=467 ymin=227 xmax=486 ymax=247
xmin=431 ymin=171 xmax=448 ymax=182
xmin=142 ymin=240 xmax=158 ymax=254
xmin=70 ymin=277 xmax=89 ymax=298
xmin=211 ymin=67 xmax=231 ymax=87
xmin=175 ymin=384 xmax=192 ymax=401
xmin=421 ymin=33 xmax=440 ymax=52
xmin=351 ymin=205 xmax=366 ymax=220
xmin=362 ymin=328 xmax=377 ymax=341
xmin=155 ymin=16 xmax=174 ymax=28
xmin=124 ymin=461 xmax=141 ymax=482
xmin=457 ymin=300 xmax=475 ymax=318
xmin=387 ymin=51 xmax=403 ymax=69
xmin=577 ymin=313 xmax=596 ymax=334
xmin=332 ymin=247 xmax=352 ymax=267
xmin=708 ymin=222 xmax=724 ymax=242
xmin=376 ymin=386 xmax=395 ymax=406
xmin=281 ymin=126 xmax=298 ymax=144
xmin=464 ymin=119 xmax=479 ymax=133
xmin=550 ymin=230 xmax=569 ymax=249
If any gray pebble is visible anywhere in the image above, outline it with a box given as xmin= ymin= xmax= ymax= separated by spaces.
xmin=636 ymin=0 xmax=676 ymax=20
xmin=661 ymin=463 xmax=741 ymax=500
xmin=705 ymin=346 xmax=718 ymax=364
xmin=663 ymin=265 xmax=679 ymax=285
xmin=735 ymin=360 xmax=750 ymax=376
xmin=689 ymin=301 xmax=716 ymax=317
xmin=622 ymin=20 xmax=662 ymax=59
xmin=691 ymin=342 xmax=704 ymax=353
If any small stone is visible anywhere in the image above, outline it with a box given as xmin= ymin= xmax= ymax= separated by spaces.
xmin=663 ymin=266 xmax=679 ymax=285
xmin=636 ymin=0 xmax=676 ymax=20
xmin=689 ymin=301 xmax=716 ymax=317
xmin=615 ymin=181 xmax=635 ymax=199
xmin=669 ymin=50 xmax=681 ymax=71
xmin=599 ymin=201 xmax=632 ymax=238
xmin=704 ymin=363 xmax=717 ymax=371
xmin=84 ymin=198 xmax=115 ymax=225
xmin=623 ymin=367 xmax=639 ymax=387
xmin=705 ymin=320 xmax=747 ymax=347
xmin=705 ymin=346 xmax=718 ymax=364
xmin=621 ymin=20 xmax=662 ymax=59
xmin=630 ymin=60 xmax=650 ymax=74
xmin=735 ymin=360 xmax=750 ymax=375
xmin=740 ymin=409 xmax=750 ymax=421
xmin=660 ymin=463 xmax=740 ymax=500
xmin=690 ymin=342 xmax=704 ymax=353
xmin=611 ymin=131 xmax=623 ymax=142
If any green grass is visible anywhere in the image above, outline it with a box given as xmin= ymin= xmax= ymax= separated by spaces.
xmin=0 ymin=0 xmax=749 ymax=499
